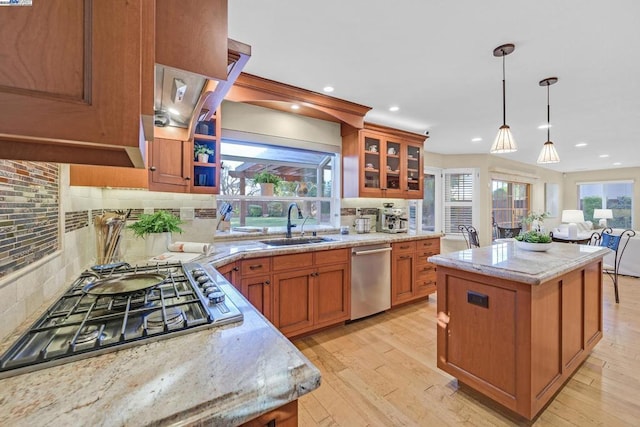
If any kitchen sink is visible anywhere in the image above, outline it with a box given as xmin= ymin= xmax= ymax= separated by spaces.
xmin=260 ymin=237 xmax=335 ymax=247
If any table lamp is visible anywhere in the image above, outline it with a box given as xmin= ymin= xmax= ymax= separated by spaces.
xmin=561 ymin=210 xmax=585 ymax=239
xmin=593 ymin=209 xmax=613 ymax=228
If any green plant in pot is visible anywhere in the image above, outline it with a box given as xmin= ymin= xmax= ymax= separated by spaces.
xmin=253 ymin=171 xmax=282 ymax=196
xmin=194 ymin=144 xmax=214 ymax=162
xmin=128 ymin=210 xmax=183 ymax=257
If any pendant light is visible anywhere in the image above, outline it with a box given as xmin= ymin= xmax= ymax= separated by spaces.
xmin=490 ymin=43 xmax=517 ymax=153
xmin=537 ymin=77 xmax=560 ymax=164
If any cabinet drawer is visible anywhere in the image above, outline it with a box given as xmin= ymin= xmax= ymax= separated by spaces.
xmin=416 ymin=263 xmax=437 ymax=277
xmin=273 ymin=252 xmax=314 ymax=271
xmin=314 ymin=248 xmax=349 ymax=266
xmin=392 ymin=241 xmax=416 ymax=253
xmin=417 ymin=238 xmax=440 ymax=253
xmin=240 ymin=257 xmax=272 ymax=276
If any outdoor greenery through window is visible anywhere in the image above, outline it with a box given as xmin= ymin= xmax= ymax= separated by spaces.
xmin=492 ymin=180 xmax=530 ymax=232
xmin=217 ymin=140 xmax=338 ymax=229
xmin=578 ymin=181 xmax=633 ymax=228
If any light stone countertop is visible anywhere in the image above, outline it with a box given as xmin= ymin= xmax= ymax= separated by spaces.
xmin=0 ymin=231 xmax=442 ymax=427
xmin=428 ymin=241 xmax=610 ymax=285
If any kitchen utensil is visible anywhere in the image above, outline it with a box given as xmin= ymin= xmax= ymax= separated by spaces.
xmin=354 ymin=217 xmax=371 ymax=234
xmin=82 ymin=272 xmax=167 ymax=296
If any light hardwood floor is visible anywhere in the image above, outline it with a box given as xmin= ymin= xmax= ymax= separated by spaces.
xmin=294 ymin=275 xmax=640 ymax=426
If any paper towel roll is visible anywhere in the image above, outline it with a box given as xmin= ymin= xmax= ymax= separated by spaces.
xmin=167 ymin=241 xmax=210 ymax=254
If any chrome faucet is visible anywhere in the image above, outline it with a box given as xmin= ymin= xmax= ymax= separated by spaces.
xmin=286 ymin=203 xmax=303 ymax=238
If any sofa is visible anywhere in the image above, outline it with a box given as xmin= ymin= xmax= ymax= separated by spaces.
xmin=552 ymin=222 xmax=640 ymax=277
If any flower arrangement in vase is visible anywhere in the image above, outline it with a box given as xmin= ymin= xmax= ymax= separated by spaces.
xmin=194 ymin=144 xmax=214 ymax=163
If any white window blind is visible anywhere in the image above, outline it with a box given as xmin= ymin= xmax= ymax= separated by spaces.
xmin=443 ymin=169 xmax=475 ymax=234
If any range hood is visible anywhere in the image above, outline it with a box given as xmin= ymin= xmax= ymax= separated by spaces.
xmin=154 ymin=39 xmax=251 ymax=131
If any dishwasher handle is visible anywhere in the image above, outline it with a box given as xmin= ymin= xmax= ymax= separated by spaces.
xmin=352 ymin=247 xmax=393 ymax=256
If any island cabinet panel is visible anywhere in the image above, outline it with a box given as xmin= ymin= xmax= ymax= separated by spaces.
xmin=241 ymin=400 xmax=298 ymax=427
xmin=436 ymin=260 xmax=603 ymax=420
xmin=446 ymin=276 xmax=517 ymax=397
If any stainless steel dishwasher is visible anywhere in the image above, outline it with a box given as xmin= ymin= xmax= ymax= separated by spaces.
xmin=351 ymin=243 xmax=392 ymax=320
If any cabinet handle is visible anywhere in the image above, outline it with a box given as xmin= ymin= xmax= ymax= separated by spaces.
xmin=422 ymin=266 xmax=434 ymax=272
xmin=400 ymin=245 xmax=410 ymax=249
xmin=149 ymin=166 xmax=156 ymax=171
xmin=232 ymin=266 xmax=239 ymax=272
xmin=185 ymin=176 xmax=191 ymax=181
xmin=264 ymin=280 xmax=270 ymax=285
xmin=249 ymin=264 xmax=263 ymax=270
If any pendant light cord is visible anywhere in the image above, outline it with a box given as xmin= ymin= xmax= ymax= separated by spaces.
xmin=547 ymin=84 xmax=551 ymax=141
xmin=502 ymin=51 xmax=507 ymax=126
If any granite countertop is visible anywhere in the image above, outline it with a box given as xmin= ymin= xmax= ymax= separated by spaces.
xmin=203 ymin=231 xmax=443 ymax=268
xmin=0 ymin=231 xmax=441 ymax=426
xmin=428 ymin=241 xmax=610 ymax=285
xmin=0 ymin=266 xmax=320 ymax=427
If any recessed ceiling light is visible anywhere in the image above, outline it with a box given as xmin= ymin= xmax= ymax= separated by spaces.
xmin=471 ymin=137 xmax=483 ymax=142
xmin=389 ymin=106 xmax=399 ymax=112
xmin=291 ymin=104 xmax=300 ymax=110
xmin=323 ymin=86 xmax=334 ymax=93
xmin=575 ymin=142 xmax=588 ymax=147
xmin=537 ymin=124 xmax=551 ymax=129
xmin=599 ymin=154 xmax=610 ymax=158
xmin=613 ymin=162 xmax=622 ymax=166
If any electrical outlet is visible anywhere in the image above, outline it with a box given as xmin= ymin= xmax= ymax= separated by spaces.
xmin=180 ymin=207 xmax=195 ymax=220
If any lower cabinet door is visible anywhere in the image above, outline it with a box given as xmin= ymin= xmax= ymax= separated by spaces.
xmin=241 ymin=274 xmax=272 ymax=321
xmin=272 ymin=268 xmax=314 ymax=337
xmin=314 ymin=263 xmax=350 ymax=327
xmin=392 ymin=252 xmax=415 ymax=305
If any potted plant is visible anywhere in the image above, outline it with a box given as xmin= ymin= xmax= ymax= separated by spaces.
xmin=253 ymin=171 xmax=282 ymax=196
xmin=194 ymin=144 xmax=214 ymax=163
xmin=522 ymin=211 xmax=549 ymax=232
xmin=127 ymin=210 xmax=183 ymax=257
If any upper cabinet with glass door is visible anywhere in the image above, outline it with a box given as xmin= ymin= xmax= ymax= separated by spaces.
xmin=343 ymin=123 xmax=427 ymax=199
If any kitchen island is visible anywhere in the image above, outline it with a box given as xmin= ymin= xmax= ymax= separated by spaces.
xmin=428 ymin=241 xmax=610 ymax=420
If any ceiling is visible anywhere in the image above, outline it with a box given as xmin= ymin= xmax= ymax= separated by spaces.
xmin=228 ymin=0 xmax=640 ymax=173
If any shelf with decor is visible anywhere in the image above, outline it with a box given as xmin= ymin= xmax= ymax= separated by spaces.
xmin=343 ymin=123 xmax=427 ymax=199
xmin=191 ymin=112 xmax=221 ymax=194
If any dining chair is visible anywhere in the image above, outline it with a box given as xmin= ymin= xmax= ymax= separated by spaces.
xmin=497 ymin=225 xmax=521 ymax=239
xmin=588 ymin=227 xmax=636 ymax=303
xmin=458 ymin=225 xmax=480 ymax=249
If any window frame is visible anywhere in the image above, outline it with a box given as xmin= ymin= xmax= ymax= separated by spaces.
xmin=442 ymin=168 xmax=479 ymax=237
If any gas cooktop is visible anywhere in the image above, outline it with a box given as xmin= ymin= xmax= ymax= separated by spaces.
xmin=0 ymin=262 xmax=243 ymax=379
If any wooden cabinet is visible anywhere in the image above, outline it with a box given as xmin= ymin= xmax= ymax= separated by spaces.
xmin=391 ymin=238 xmax=439 ymax=306
xmin=241 ymin=400 xmax=298 ymax=427
xmin=272 ymin=249 xmax=350 ymax=337
xmin=238 ymin=257 xmax=272 ymax=320
xmin=217 ymin=262 xmax=239 ymax=288
xmin=70 ymin=112 xmax=222 ymax=193
xmin=342 ymin=123 xmax=426 ymax=199
xmin=155 ymin=0 xmax=228 ymax=81
xmin=148 ymin=138 xmax=192 ymax=192
xmin=436 ymin=260 xmax=603 ymax=420
xmin=234 ymin=249 xmax=350 ymax=338
xmin=0 ymin=0 xmax=152 ymax=168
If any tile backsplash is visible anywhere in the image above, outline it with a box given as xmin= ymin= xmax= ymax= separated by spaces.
xmin=0 ymin=160 xmax=59 ymax=279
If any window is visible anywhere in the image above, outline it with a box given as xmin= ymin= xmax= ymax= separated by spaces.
xmin=578 ymin=181 xmax=633 ymax=228
xmin=491 ymin=179 xmax=530 ymax=230
xmin=443 ymin=169 xmax=477 ymax=234
xmin=217 ymin=140 xmax=339 ymax=228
